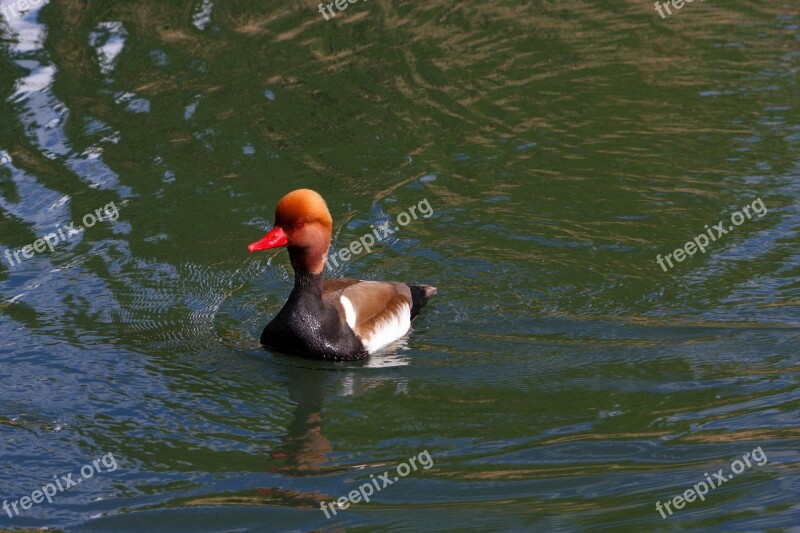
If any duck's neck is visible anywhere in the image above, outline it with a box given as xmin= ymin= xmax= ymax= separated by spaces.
xmin=287 ymin=236 xmax=330 ymax=276
xmin=290 ymin=268 xmax=323 ymax=299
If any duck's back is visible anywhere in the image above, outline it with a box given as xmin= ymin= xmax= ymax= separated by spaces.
xmin=323 ymin=279 xmax=436 ymax=353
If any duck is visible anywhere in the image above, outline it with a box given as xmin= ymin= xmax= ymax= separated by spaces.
xmin=247 ymin=189 xmax=436 ymax=361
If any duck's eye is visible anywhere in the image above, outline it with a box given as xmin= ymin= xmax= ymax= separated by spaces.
xmin=294 ymin=219 xmax=304 ymax=228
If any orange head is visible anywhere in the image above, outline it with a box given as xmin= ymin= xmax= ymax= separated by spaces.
xmin=248 ymin=189 xmax=333 ymax=274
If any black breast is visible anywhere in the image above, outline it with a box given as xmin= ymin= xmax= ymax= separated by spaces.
xmin=260 ymin=276 xmax=367 ymax=361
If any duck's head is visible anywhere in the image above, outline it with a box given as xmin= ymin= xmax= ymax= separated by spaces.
xmin=248 ymin=189 xmax=333 ymax=274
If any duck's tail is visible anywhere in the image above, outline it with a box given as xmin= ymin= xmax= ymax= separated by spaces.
xmin=409 ymin=284 xmax=437 ymax=319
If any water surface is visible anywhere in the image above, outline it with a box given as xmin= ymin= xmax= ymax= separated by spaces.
xmin=0 ymin=0 xmax=798 ymax=531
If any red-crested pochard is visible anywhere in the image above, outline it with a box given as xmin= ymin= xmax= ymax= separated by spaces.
xmin=248 ymin=189 xmax=436 ymax=361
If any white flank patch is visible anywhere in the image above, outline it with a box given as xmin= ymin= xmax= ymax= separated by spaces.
xmin=361 ymin=303 xmax=411 ymax=354
xmin=340 ymin=295 xmax=357 ymax=330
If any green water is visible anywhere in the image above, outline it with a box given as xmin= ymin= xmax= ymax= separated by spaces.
xmin=0 ymin=0 xmax=798 ymax=531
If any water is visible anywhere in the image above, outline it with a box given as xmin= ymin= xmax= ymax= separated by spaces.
xmin=0 ymin=1 xmax=798 ymax=531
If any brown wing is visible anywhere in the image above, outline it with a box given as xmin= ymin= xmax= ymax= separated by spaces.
xmin=322 ymin=279 xmax=413 ymax=351
xmin=322 ymin=278 xmax=362 ymax=299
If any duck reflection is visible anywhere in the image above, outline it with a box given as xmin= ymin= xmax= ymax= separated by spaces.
xmin=269 ymin=353 xmax=408 ymax=476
